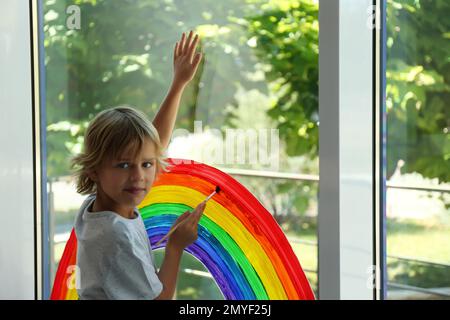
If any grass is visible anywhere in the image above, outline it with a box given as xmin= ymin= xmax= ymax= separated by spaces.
xmin=286 ymin=217 xmax=450 ymax=295
xmin=387 ymin=218 xmax=450 ymax=264
xmin=286 ymin=232 xmax=318 ymax=294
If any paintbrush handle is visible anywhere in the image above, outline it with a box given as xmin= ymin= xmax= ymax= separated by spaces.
xmin=204 ymin=191 xmax=216 ymax=202
xmin=155 ymin=190 xmax=217 ymax=246
xmin=155 ymin=219 xmax=187 ymax=246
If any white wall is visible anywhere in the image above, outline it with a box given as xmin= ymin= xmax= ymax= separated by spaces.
xmin=0 ymin=0 xmax=36 ymax=299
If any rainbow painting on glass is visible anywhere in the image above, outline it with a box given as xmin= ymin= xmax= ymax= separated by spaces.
xmin=50 ymin=158 xmax=315 ymax=300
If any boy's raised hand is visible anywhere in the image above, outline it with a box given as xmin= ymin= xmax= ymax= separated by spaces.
xmin=172 ymin=30 xmax=203 ymax=87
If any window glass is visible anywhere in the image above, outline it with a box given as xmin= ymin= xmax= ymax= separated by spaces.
xmin=386 ymin=0 xmax=450 ymax=300
xmin=43 ymin=0 xmax=319 ymax=298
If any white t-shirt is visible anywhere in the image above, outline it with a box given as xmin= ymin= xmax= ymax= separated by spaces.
xmin=74 ymin=193 xmax=163 ymax=300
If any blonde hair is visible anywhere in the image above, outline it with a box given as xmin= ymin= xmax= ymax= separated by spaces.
xmin=70 ymin=105 xmax=168 ymax=195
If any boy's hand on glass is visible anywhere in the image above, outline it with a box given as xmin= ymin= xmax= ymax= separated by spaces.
xmin=167 ymin=201 xmax=206 ymax=250
xmin=172 ymin=30 xmax=203 ymax=87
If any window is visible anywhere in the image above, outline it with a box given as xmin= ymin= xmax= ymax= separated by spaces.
xmin=42 ymin=0 xmax=319 ymax=299
xmin=385 ymin=0 xmax=450 ymax=300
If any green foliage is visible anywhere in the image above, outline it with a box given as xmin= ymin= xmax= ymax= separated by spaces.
xmin=44 ymin=0 xmax=320 ymax=220
xmin=44 ymin=0 xmax=276 ymax=177
xmin=388 ymin=259 xmax=450 ymax=293
xmin=241 ymin=0 xmax=319 ymax=159
xmin=45 ymin=0 xmax=449 ymax=298
xmin=44 ymin=0 xmax=449 ymax=184
xmin=241 ymin=0 xmax=449 ymax=183
xmin=387 ymin=217 xmax=450 ymax=294
xmin=386 ymin=0 xmax=450 ymax=182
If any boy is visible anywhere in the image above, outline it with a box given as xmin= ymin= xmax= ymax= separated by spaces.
xmin=71 ymin=31 xmax=204 ymax=299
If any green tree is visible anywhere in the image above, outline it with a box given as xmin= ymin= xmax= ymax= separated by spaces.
xmin=43 ymin=0 xmax=319 ymax=224
xmin=241 ymin=0 xmax=449 ymax=183
xmin=240 ymin=0 xmax=319 ymax=159
xmin=44 ymin=0 xmax=274 ymax=177
xmin=45 ymin=0 xmax=449 ymax=181
xmin=44 ymin=0 xmax=449 ymax=222
xmin=386 ymin=0 xmax=450 ymax=182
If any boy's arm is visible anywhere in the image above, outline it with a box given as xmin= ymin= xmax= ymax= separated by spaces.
xmin=154 ymin=202 xmax=205 ymax=300
xmin=152 ymin=81 xmax=186 ymax=150
xmin=154 ymin=242 xmax=183 ymax=300
xmin=153 ymin=30 xmax=203 ymax=150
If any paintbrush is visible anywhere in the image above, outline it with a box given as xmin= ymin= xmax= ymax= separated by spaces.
xmin=155 ymin=186 xmax=221 ymax=247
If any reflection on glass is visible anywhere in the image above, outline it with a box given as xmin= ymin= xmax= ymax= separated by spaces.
xmin=43 ymin=0 xmax=319 ymax=298
xmin=386 ymin=0 xmax=450 ymax=300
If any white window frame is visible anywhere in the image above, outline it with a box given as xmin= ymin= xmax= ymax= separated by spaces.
xmin=318 ymin=0 xmax=385 ymax=300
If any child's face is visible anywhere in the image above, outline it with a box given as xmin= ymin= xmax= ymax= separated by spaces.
xmin=90 ymin=137 xmax=158 ymax=212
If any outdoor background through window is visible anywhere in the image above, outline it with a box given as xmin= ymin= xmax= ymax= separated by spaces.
xmin=43 ymin=0 xmax=319 ymax=299
xmin=385 ymin=0 xmax=450 ymax=300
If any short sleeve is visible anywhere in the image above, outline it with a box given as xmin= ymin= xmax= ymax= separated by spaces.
xmin=101 ymin=227 xmax=163 ymax=300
